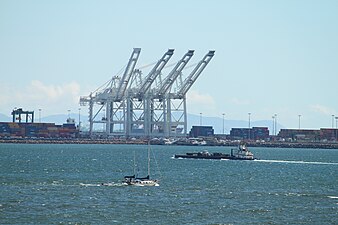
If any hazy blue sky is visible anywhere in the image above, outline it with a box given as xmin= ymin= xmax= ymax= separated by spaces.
xmin=1 ymin=0 xmax=337 ymax=129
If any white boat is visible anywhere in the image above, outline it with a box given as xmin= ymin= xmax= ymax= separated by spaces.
xmin=125 ymin=175 xmax=159 ymax=187
xmin=123 ymin=141 xmax=159 ymax=187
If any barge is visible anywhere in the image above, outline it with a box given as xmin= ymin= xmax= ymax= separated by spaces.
xmin=174 ymin=142 xmax=256 ymax=160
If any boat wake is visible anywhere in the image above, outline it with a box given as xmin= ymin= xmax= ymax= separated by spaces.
xmin=328 ymin=196 xmax=338 ymax=199
xmin=255 ymin=159 xmax=338 ymax=165
xmin=80 ymin=182 xmax=127 ymax=187
xmin=328 ymin=196 xmax=338 ymax=205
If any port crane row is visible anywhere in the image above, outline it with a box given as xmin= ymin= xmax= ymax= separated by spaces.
xmin=80 ymin=48 xmax=215 ymax=138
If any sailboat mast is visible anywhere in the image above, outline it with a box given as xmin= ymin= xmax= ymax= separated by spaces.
xmin=147 ymin=140 xmax=150 ymax=177
xmin=133 ymin=150 xmax=136 ymax=176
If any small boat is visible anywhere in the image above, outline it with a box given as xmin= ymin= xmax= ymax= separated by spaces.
xmin=123 ymin=141 xmax=159 ymax=186
xmin=174 ymin=142 xmax=256 ymax=160
xmin=124 ymin=175 xmax=159 ymax=187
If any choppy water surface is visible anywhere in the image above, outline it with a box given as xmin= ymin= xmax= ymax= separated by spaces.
xmin=1 ymin=144 xmax=337 ymax=224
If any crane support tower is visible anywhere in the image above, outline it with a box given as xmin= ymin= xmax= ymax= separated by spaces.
xmin=79 ymin=48 xmax=215 ymax=138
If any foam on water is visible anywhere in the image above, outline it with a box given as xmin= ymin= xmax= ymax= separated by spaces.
xmin=80 ymin=182 xmax=127 ymax=187
xmin=79 ymin=183 xmax=101 ymax=187
xmin=328 ymin=196 xmax=338 ymax=199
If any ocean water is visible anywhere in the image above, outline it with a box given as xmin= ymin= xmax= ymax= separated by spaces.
xmin=0 ymin=143 xmax=337 ymax=224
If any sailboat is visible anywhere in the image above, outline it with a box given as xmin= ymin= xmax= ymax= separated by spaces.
xmin=123 ymin=140 xmax=159 ymax=186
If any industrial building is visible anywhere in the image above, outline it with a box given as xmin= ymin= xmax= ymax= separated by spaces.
xmin=277 ymin=128 xmax=338 ymax=141
xmin=229 ymin=127 xmax=270 ymax=140
xmin=189 ymin=126 xmax=214 ymax=137
xmin=229 ymin=127 xmax=338 ymax=142
xmin=277 ymin=129 xmax=320 ymax=141
xmin=79 ymin=48 xmax=215 ymax=138
xmin=320 ymin=128 xmax=338 ymax=141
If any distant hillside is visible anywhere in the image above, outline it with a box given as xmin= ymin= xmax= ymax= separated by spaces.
xmin=42 ymin=113 xmax=82 ymax=125
xmin=0 ymin=113 xmax=11 ymax=122
xmin=0 ymin=112 xmax=83 ymax=125
xmin=187 ymin=114 xmax=284 ymax=134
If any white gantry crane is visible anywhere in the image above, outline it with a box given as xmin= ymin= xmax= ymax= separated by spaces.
xmin=80 ymin=48 xmax=141 ymax=136
xmin=166 ymin=50 xmax=215 ymax=136
xmin=79 ymin=48 xmax=214 ymax=138
xmin=126 ymin=49 xmax=175 ymax=137
xmin=149 ymin=50 xmax=194 ymax=136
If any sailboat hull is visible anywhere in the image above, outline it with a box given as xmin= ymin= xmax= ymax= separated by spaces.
xmin=125 ymin=179 xmax=159 ymax=186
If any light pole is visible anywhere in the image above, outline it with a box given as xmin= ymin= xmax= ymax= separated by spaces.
xmin=248 ymin=113 xmax=251 ymax=128
xmin=102 ymin=108 xmax=106 ymax=131
xmin=119 ymin=111 xmax=122 ymax=132
xmin=335 ymin=117 xmax=338 ymax=141
xmin=222 ymin=113 xmax=225 ymax=135
xmin=272 ymin=115 xmax=275 ymax=136
xmin=274 ymin=114 xmax=277 ymax=136
xmin=78 ymin=108 xmax=81 ymax=130
xmin=200 ymin=113 xmax=202 ymax=126
xmin=298 ymin=115 xmax=301 ymax=130
xmin=39 ymin=109 xmax=41 ymax=123
xmin=332 ymin=115 xmax=335 ymax=128
xmin=248 ymin=112 xmax=251 ymax=140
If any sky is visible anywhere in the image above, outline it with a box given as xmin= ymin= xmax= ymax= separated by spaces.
xmin=1 ymin=0 xmax=338 ymax=129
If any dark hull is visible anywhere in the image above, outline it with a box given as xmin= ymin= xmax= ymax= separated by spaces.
xmin=174 ymin=154 xmax=255 ymax=160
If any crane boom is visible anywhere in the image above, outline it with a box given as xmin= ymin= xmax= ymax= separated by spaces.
xmin=136 ymin=49 xmax=174 ymax=100
xmin=115 ymin=48 xmax=141 ymax=101
xmin=175 ymin=50 xmax=215 ymax=99
xmin=156 ymin=50 xmax=194 ymax=99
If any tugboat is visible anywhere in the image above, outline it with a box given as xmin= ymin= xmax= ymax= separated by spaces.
xmin=174 ymin=142 xmax=256 ymax=160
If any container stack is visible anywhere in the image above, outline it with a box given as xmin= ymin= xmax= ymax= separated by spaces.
xmin=0 ymin=122 xmax=79 ymax=138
